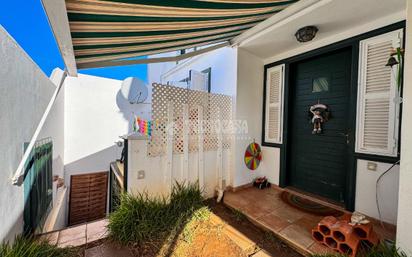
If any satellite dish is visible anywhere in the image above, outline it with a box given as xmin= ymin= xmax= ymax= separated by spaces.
xmin=120 ymin=77 xmax=148 ymax=104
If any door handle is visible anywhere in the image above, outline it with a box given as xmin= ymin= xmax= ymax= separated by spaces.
xmin=339 ymin=133 xmax=349 ymax=144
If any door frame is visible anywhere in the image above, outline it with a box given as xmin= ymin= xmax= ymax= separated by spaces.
xmin=286 ymin=47 xmax=354 ymax=205
xmin=261 ymin=21 xmax=404 ymax=211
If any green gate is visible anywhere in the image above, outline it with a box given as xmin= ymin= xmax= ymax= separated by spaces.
xmin=23 ymin=138 xmax=53 ymax=235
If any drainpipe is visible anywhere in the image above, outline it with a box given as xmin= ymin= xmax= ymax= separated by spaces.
xmin=11 ymin=69 xmax=68 ymax=186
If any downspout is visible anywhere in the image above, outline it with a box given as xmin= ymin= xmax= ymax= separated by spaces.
xmin=11 ymin=69 xmax=68 ymax=186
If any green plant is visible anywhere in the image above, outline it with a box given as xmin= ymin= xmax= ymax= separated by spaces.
xmin=107 ymin=182 xmax=205 ymax=245
xmin=0 ymin=236 xmax=77 ymax=257
xmin=311 ymin=242 xmax=409 ymax=257
xmin=360 ymin=243 xmax=409 ymax=257
xmin=231 ymin=208 xmax=246 ymax=222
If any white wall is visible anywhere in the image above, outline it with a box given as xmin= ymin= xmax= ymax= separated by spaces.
xmin=397 ymin=0 xmax=412 ymax=252
xmin=232 ymin=48 xmax=282 ymax=188
xmin=259 ymin=147 xmax=280 ymax=186
xmin=263 ymin=11 xmax=405 ymax=65
xmin=232 ymin=48 xmax=263 ymax=187
xmin=63 ymin=73 xmax=151 ymax=185
xmin=148 ymin=52 xmax=178 ymax=86
xmin=355 ymin=160 xmax=399 ymax=224
xmin=39 ymin=68 xmax=66 ymax=179
xmin=127 ymin=138 xmax=232 ymax=199
xmin=43 ymin=186 xmax=68 ymax=232
xmin=0 ymin=26 xmax=57 ymax=242
xmin=158 ymin=47 xmax=238 ymax=95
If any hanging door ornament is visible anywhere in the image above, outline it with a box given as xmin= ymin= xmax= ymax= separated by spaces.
xmin=308 ymin=102 xmax=330 ymax=134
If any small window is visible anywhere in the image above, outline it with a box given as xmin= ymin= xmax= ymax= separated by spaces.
xmin=312 ymin=77 xmax=329 ymax=92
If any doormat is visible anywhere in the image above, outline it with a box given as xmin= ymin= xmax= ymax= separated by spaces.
xmin=280 ymin=191 xmax=344 ymax=217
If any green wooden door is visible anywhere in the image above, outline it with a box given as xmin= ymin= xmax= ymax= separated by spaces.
xmin=288 ymin=48 xmax=352 ymax=203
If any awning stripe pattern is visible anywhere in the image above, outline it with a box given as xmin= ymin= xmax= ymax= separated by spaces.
xmin=65 ymin=0 xmax=298 ymax=68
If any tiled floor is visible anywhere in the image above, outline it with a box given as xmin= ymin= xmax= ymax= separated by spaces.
xmin=223 ymin=187 xmax=396 ymax=256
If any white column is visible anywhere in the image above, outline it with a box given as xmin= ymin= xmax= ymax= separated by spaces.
xmin=397 ymin=0 xmax=412 ymax=253
xmin=165 ymin=102 xmax=174 ymax=193
xmin=182 ymin=104 xmax=189 ymax=182
xmin=198 ymin=105 xmax=205 ymax=193
xmin=216 ymin=107 xmax=223 ymax=190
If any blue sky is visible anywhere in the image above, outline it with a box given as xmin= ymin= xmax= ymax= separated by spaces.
xmin=0 ymin=0 xmax=147 ymax=82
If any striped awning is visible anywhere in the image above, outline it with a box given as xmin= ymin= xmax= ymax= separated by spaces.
xmin=65 ymin=0 xmax=298 ymax=69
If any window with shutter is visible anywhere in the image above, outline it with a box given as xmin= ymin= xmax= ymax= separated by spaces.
xmin=356 ymin=29 xmax=403 ymax=157
xmin=265 ymin=64 xmax=285 ymax=144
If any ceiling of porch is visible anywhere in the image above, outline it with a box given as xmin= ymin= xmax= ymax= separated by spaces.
xmin=237 ymin=0 xmax=406 ymax=61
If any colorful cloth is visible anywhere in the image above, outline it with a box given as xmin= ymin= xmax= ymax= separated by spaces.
xmin=133 ymin=115 xmax=153 ymax=137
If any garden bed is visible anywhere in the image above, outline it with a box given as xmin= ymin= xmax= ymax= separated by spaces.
xmin=84 ymin=182 xmax=303 ymax=257
xmin=85 ymin=199 xmax=302 ymax=257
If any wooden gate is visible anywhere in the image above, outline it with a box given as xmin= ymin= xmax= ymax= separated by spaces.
xmin=69 ymin=172 xmax=108 ymax=226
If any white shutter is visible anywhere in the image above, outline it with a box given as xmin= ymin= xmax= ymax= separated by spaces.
xmin=356 ymin=29 xmax=403 ymax=157
xmin=265 ymin=64 xmax=285 ymax=144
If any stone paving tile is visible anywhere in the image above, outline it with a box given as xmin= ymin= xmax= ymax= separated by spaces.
xmin=39 ymin=231 xmax=59 ymax=245
xmin=224 ymin=191 xmax=250 ymax=210
xmin=294 ymin=217 xmax=322 ymax=232
xmin=257 ymin=212 xmax=290 ymax=232
xmin=87 ymin=219 xmax=109 ymax=243
xmin=270 ymin=205 xmax=306 ymax=224
xmin=58 ymin=224 xmax=86 ymax=247
xmin=241 ymin=200 xmax=276 ymax=220
xmin=85 ymin=243 xmax=134 ymax=257
xmin=224 ymin=187 xmax=328 ymax=256
xmin=252 ymin=249 xmax=273 ymax=257
xmin=59 ymin=237 xmax=87 ymax=248
xmin=279 ymin=224 xmax=316 ymax=249
xmin=308 ymin=241 xmax=338 ymax=255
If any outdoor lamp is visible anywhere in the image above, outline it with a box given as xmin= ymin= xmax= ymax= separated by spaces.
xmin=386 ymin=56 xmax=399 ymax=67
xmin=295 ymin=26 xmax=318 ymax=43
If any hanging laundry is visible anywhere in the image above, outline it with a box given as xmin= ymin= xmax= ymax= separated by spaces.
xmin=133 ymin=116 xmax=154 ymax=137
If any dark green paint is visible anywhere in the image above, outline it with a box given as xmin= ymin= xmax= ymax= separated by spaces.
xmin=288 ymin=48 xmax=352 ymax=203
xmin=73 ymin=29 xmax=247 ymax=50
xmin=67 ymin=10 xmax=279 ymax=22
xmin=262 ymin=21 xmax=405 ymax=211
xmin=71 ymin=20 xmax=256 ymax=38
xmin=76 ymin=35 xmax=235 ymax=59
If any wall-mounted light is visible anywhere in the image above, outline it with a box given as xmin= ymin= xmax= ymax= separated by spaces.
xmin=295 ymin=26 xmax=318 ymax=43
xmin=386 ymin=47 xmax=404 ymax=92
xmin=385 ymin=56 xmax=399 ymax=67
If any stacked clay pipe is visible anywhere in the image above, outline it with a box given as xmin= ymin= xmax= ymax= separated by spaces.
xmin=312 ymin=216 xmax=379 ymax=256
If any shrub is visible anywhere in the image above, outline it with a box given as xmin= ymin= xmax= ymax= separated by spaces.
xmin=107 ymin=182 xmax=205 ymax=245
xmin=0 ymin=236 xmax=77 ymax=257
xmin=360 ymin=243 xmax=409 ymax=257
xmin=311 ymin=243 xmax=409 ymax=257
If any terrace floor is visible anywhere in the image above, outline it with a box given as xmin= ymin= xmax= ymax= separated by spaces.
xmin=223 ymin=186 xmax=396 ymax=256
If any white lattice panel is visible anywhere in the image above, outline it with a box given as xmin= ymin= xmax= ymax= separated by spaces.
xmin=149 ymin=83 xmax=232 ymax=156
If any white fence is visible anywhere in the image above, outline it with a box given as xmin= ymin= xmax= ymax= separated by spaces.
xmin=127 ymin=84 xmax=234 ymax=198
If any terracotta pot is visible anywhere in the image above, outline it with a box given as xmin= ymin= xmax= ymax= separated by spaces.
xmin=312 ymin=229 xmax=325 ymax=243
xmin=353 ymin=223 xmax=373 ymax=239
xmin=331 ymin=221 xmax=354 ymax=242
xmin=317 ymin=216 xmax=338 ymax=236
